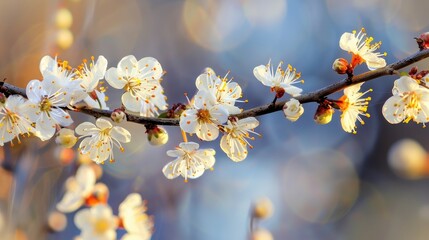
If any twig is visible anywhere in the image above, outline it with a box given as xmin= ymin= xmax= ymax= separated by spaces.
xmin=1 ymin=49 xmax=429 ymax=126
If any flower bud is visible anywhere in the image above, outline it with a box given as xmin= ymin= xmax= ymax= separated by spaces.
xmin=253 ymin=198 xmax=274 ymax=219
xmin=111 ymin=109 xmax=126 ymax=123
xmin=147 ymin=126 xmax=169 ymax=146
xmin=283 ymin=98 xmax=304 ymax=122
xmin=332 ymin=58 xmax=349 ymax=74
xmin=314 ymin=104 xmax=334 ymax=124
xmin=409 ymin=66 xmax=418 ymax=76
xmin=251 ymin=228 xmax=273 ymax=240
xmin=55 ymin=128 xmax=77 ymax=148
xmin=417 ymin=32 xmax=429 ymax=50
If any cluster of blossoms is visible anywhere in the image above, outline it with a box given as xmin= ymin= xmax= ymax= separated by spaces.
xmin=2 ymin=28 xmax=429 ymax=184
xmin=57 ymin=164 xmax=153 ymax=240
xmin=321 ymin=28 xmax=387 ymax=134
xmin=169 ymin=68 xmax=261 ymax=181
xmin=2 ymin=27 xmax=429 ymax=240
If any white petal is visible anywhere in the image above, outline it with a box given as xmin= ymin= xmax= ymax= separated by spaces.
xmin=253 ymin=65 xmax=273 ymax=87
xmin=94 ymin=55 xmax=108 ymax=80
xmin=339 ymin=32 xmax=358 ymax=53
xmin=95 ymin=118 xmax=112 ymax=130
xmin=111 ymin=126 xmax=131 ymax=143
xmin=283 ymin=85 xmax=303 ymax=97
xmin=179 ymin=109 xmax=199 ymax=133
xmin=394 ymin=76 xmax=419 ymax=93
xmin=344 ymin=83 xmax=363 ymax=97
xmin=364 ymin=54 xmax=387 ymax=70
xmin=122 ymin=92 xmax=142 ymax=112
xmin=74 ymin=209 xmax=91 ymax=228
xmin=36 ymin=113 xmax=57 ymax=141
xmin=194 ymin=148 xmax=216 ymax=168
xmin=179 ymin=141 xmax=200 ymax=151
xmin=220 ymin=135 xmax=247 ymax=162
xmin=26 ymin=80 xmax=43 ymax=103
xmin=137 ymin=57 xmax=163 ymax=80
xmin=105 ymin=68 xmax=126 ymax=89
xmin=162 ymin=159 xmax=181 ymax=179
xmin=50 ymin=108 xmax=73 ymax=126
xmin=57 ymin=191 xmax=84 ymax=213
xmin=39 ymin=55 xmax=56 ymax=75
xmin=209 ymin=106 xmax=228 ymax=124
xmin=119 ymin=55 xmax=138 ymax=72
xmin=76 ymin=164 xmax=96 ymax=192
xmin=75 ymin=122 xmax=97 ymax=136
xmin=237 ymin=117 xmax=259 ymax=130
xmin=166 ymin=149 xmax=185 ymax=158
xmin=196 ymin=122 xmax=219 ymax=141
xmin=382 ymin=96 xmax=405 ymax=124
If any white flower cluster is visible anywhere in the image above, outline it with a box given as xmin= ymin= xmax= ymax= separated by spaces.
xmin=7 ymin=27 xmax=429 ymax=182
xmin=57 ymin=164 xmax=153 ymax=240
xmin=165 ymin=69 xmax=261 ymax=181
xmin=0 ymin=55 xmax=174 ymax=164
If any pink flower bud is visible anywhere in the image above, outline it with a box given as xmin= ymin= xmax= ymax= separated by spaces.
xmin=417 ymin=32 xmax=429 ymax=50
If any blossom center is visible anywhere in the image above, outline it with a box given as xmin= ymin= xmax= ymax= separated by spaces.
xmin=196 ymin=109 xmax=211 ymax=122
xmin=93 ymin=218 xmax=110 ymax=234
xmin=40 ymin=97 xmax=52 ymax=112
xmin=100 ymin=128 xmax=112 ymax=137
xmin=123 ymin=77 xmax=142 ymax=94
xmin=336 ymin=95 xmax=350 ymax=111
xmin=351 ymin=54 xmax=364 ymax=68
xmin=406 ymin=92 xmax=420 ymax=110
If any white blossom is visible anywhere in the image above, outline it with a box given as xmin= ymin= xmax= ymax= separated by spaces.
xmin=339 ymin=28 xmax=387 ymax=70
xmin=0 ymin=95 xmax=36 ymax=146
xmin=75 ymin=118 xmax=131 ymax=164
xmin=195 ymin=70 xmax=243 ymax=114
xmin=162 ymin=142 xmax=215 ymax=181
xmin=105 ymin=55 xmax=167 ymax=117
xmin=39 ymin=55 xmax=86 ymax=104
xmin=75 ymin=56 xmax=109 ymax=110
xmin=220 ymin=117 xmax=260 ymax=162
xmin=253 ymin=60 xmax=303 ymax=97
xmin=382 ymin=76 xmax=429 ymax=125
xmin=180 ymin=92 xmax=228 ymax=141
xmin=57 ymin=164 xmax=96 ymax=213
xmin=119 ymin=193 xmax=153 ymax=240
xmin=74 ymin=204 xmax=117 ymax=240
xmin=283 ymin=98 xmax=304 ymax=122
xmin=75 ymin=56 xmax=108 ymax=93
xmin=25 ymin=79 xmax=73 ymax=140
xmin=336 ymin=83 xmax=372 ymax=134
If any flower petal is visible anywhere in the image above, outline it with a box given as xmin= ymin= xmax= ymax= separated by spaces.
xmin=111 ymin=126 xmax=131 ymax=143
xmin=105 ymin=68 xmax=126 ymax=89
xmin=382 ymin=96 xmax=405 ymax=124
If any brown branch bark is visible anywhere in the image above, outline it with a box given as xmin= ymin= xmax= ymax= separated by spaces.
xmin=2 ymin=48 xmax=429 ymax=126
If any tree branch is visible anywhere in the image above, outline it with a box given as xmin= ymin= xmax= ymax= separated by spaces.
xmin=2 ymin=49 xmax=429 ymax=126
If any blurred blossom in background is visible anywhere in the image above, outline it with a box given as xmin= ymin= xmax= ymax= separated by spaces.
xmin=1 ymin=0 xmax=429 ymax=239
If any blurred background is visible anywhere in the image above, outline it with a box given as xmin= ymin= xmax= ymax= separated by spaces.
xmin=1 ymin=0 xmax=429 ymax=239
